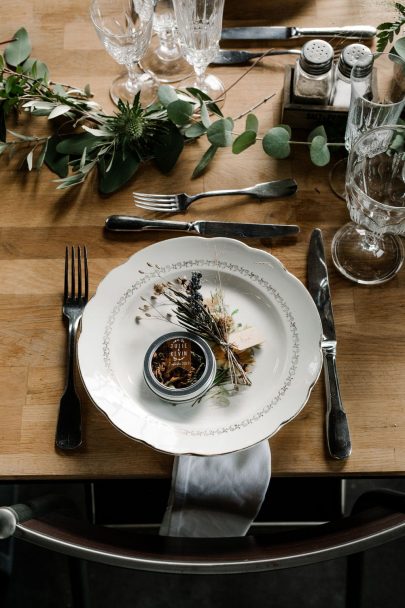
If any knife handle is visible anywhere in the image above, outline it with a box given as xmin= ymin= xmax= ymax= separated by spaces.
xmin=322 ymin=346 xmax=352 ymax=460
xmin=296 ymin=25 xmax=376 ymax=39
xmin=105 ymin=215 xmax=191 ymax=232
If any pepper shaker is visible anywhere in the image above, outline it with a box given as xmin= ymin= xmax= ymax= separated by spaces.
xmin=292 ymin=39 xmax=334 ymax=105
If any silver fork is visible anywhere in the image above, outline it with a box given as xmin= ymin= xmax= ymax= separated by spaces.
xmin=55 ymin=245 xmax=89 ymax=450
xmin=133 ymin=178 xmax=297 ymax=213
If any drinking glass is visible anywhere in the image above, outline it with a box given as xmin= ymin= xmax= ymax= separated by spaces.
xmin=330 ymin=52 xmax=405 ymax=200
xmin=172 ymin=0 xmax=226 ymax=102
xmin=140 ymin=0 xmax=193 ymax=82
xmin=90 ymin=0 xmax=159 ymax=107
xmin=332 ymin=125 xmax=405 ymax=285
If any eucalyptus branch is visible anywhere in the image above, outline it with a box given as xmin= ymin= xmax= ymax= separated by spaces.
xmin=233 ymin=93 xmax=276 ymax=122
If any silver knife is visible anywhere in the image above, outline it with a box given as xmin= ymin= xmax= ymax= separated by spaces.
xmin=221 ymin=25 xmax=376 ymax=41
xmin=212 ymin=49 xmax=301 ymax=65
xmin=307 ymin=228 xmax=352 ymax=460
xmin=105 ymin=216 xmax=299 ymax=238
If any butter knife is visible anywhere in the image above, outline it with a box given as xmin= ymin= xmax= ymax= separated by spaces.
xmin=221 ymin=25 xmax=376 ymax=41
xmin=212 ymin=49 xmax=301 ymax=65
xmin=307 ymin=228 xmax=351 ymax=460
xmin=105 ymin=216 xmax=299 ymax=238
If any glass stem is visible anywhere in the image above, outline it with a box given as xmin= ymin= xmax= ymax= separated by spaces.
xmin=126 ymin=62 xmax=143 ymax=93
xmin=362 ymin=230 xmax=385 ymax=257
xmin=194 ymin=65 xmax=207 ymax=91
xmin=156 ymin=28 xmax=181 ymax=61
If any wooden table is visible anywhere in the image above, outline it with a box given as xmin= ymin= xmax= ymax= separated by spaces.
xmin=0 ymin=0 xmax=403 ymax=479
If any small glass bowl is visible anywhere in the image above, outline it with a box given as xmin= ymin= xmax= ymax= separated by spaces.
xmin=143 ymin=331 xmax=217 ymax=403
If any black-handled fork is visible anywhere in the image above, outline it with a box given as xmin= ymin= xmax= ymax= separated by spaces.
xmin=55 ymin=246 xmax=88 ymax=450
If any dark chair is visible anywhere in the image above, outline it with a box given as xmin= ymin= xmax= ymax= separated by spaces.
xmin=1 ymin=489 xmax=405 ymax=607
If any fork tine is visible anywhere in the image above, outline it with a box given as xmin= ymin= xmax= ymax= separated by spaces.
xmin=71 ymin=246 xmax=75 ymax=300
xmin=134 ymin=195 xmax=177 ymax=204
xmin=83 ymin=245 xmax=89 ymax=302
xmin=135 ymin=202 xmax=179 ymax=211
xmin=64 ymin=246 xmax=69 ymax=302
xmin=133 ymin=193 xmax=176 ymax=201
xmin=78 ymin=246 xmax=82 ymax=300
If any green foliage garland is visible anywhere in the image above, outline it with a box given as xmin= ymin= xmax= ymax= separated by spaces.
xmin=0 ymin=27 xmax=341 ymax=194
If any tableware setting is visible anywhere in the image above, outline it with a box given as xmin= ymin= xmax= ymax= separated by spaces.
xmin=139 ymin=0 xmax=193 ymax=83
xmin=104 ymin=215 xmax=300 ymax=236
xmin=77 ymin=236 xmax=323 ymax=456
xmin=332 ymin=124 xmax=405 ymax=285
xmin=90 ymin=0 xmax=158 ymax=106
xmin=133 ymin=178 xmax=298 ymax=212
xmin=307 ymin=229 xmax=351 ymax=460
xmin=329 ymin=51 xmax=405 ymax=199
xmin=55 ymin=246 xmax=89 ymax=451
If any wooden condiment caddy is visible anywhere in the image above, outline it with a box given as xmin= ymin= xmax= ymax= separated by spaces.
xmin=281 ymin=65 xmax=348 ymax=139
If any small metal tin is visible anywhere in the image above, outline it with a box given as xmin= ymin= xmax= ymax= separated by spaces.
xmin=143 ymin=331 xmax=217 ymax=403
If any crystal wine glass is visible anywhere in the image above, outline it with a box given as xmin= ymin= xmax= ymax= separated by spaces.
xmin=171 ymin=0 xmax=226 ymax=102
xmin=90 ymin=0 xmax=159 ymax=107
xmin=140 ymin=0 xmax=193 ymax=83
xmin=329 ymin=52 xmax=405 ymax=200
xmin=332 ymin=124 xmax=405 ymax=285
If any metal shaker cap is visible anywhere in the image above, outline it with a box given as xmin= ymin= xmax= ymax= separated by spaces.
xmin=299 ymin=39 xmax=334 ymax=75
xmin=338 ymin=43 xmax=373 ymax=78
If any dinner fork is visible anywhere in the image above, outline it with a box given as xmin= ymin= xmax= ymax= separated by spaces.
xmin=133 ymin=178 xmax=297 ymax=213
xmin=55 ymin=246 xmax=89 ymax=450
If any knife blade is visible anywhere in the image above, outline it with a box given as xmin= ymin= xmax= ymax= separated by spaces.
xmin=221 ymin=25 xmax=376 ymax=41
xmin=307 ymin=228 xmax=352 ymax=460
xmin=212 ymin=49 xmax=301 ymax=65
xmin=105 ymin=216 xmax=299 ymax=238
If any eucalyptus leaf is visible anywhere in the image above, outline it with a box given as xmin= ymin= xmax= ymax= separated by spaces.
xmin=308 ymin=125 xmax=328 ymax=143
xmin=185 ymin=88 xmax=223 ymax=116
xmin=158 ymin=85 xmax=178 ymax=107
xmin=7 ymin=129 xmax=37 ymax=141
xmin=0 ymin=143 xmax=7 ymax=154
xmin=4 ymin=28 xmax=32 ymax=67
xmin=200 ymin=103 xmax=211 ymax=128
xmin=262 ymin=126 xmax=291 ymax=159
xmin=207 ymin=119 xmax=233 ymax=147
xmin=184 ymin=122 xmax=207 ymax=138
xmin=84 ymin=84 xmax=92 ymax=97
xmin=166 ymin=99 xmax=193 ymax=125
xmin=44 ymin=136 xmax=69 ymax=178
xmin=192 ymin=144 xmax=218 ymax=178
xmin=82 ymin=125 xmax=112 ymax=137
xmin=309 ymin=135 xmax=330 ymax=166
xmin=232 ymin=130 xmax=256 ymax=154
xmin=245 ymin=114 xmax=258 ymax=134
xmin=98 ymin=145 xmax=140 ymax=194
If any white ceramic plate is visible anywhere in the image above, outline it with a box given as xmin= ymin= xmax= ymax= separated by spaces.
xmin=78 ymin=237 xmax=323 ymax=455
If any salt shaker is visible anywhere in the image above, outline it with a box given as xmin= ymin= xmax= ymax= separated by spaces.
xmin=331 ymin=43 xmax=373 ymax=107
xmin=293 ymin=39 xmax=334 ymax=105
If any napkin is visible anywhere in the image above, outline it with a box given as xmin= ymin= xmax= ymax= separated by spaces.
xmin=160 ymin=441 xmax=271 ymax=538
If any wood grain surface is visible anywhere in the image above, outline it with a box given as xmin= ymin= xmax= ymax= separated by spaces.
xmin=0 ymin=0 xmax=403 ymax=479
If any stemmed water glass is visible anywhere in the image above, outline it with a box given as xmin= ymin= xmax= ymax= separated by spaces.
xmin=172 ymin=0 xmax=226 ymax=102
xmin=90 ymin=0 xmax=159 ymax=107
xmin=332 ymin=124 xmax=405 ymax=285
xmin=140 ymin=0 xmax=193 ymax=83
xmin=329 ymin=52 xmax=405 ymax=199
